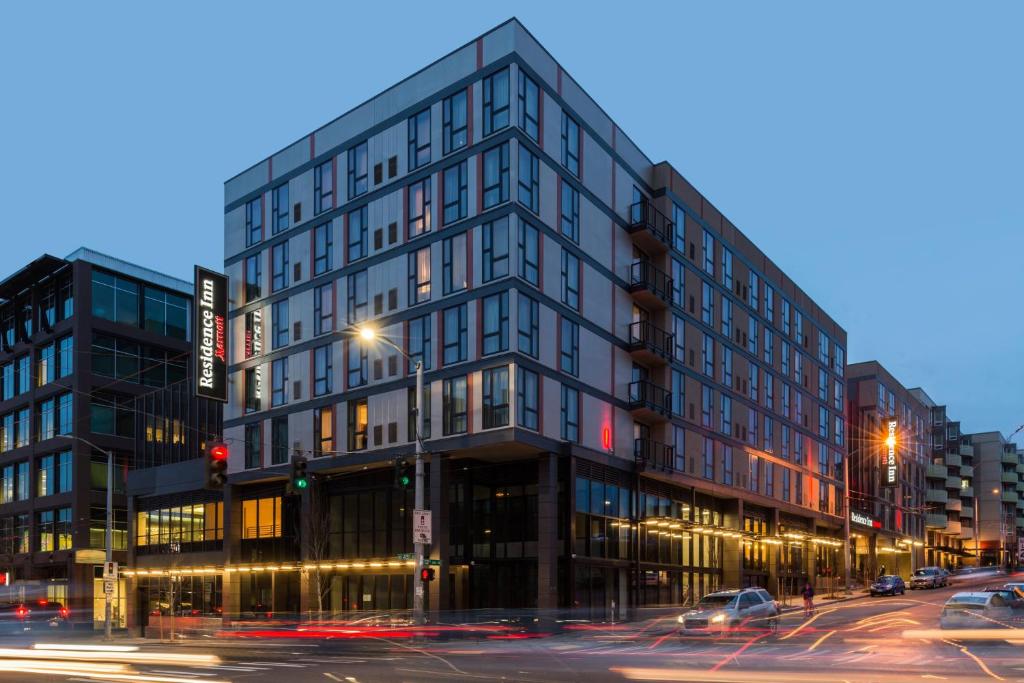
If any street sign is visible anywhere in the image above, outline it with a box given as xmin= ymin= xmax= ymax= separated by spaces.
xmin=396 ymin=553 xmax=415 ymax=561
xmin=427 ymin=559 xmax=441 ymax=566
xmin=103 ymin=579 xmax=115 ymax=595
xmin=413 ymin=509 xmax=432 ymax=545
xmin=103 ymin=562 xmax=118 ymax=580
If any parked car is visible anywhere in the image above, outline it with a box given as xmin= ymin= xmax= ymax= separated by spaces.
xmin=0 ymin=600 xmax=67 ymax=633
xmin=677 ymin=588 xmax=779 ymax=634
xmin=940 ymin=591 xmax=1022 ymax=629
xmin=870 ymin=575 xmax=906 ymax=596
xmin=910 ymin=567 xmax=948 ymax=589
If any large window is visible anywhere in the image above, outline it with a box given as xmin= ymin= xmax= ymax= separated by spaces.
xmin=702 ymin=334 xmax=714 ymax=376
xmin=314 ymin=406 xmax=334 ymax=456
xmin=517 ymin=367 xmax=539 ymax=430
xmin=143 ymin=287 xmax=189 ymax=340
xmin=314 ymin=159 xmax=334 ymax=214
xmin=443 ymin=89 xmax=468 ymax=154
xmin=481 ymin=292 xmax=508 ymax=355
xmin=271 ymin=242 xmax=289 ymax=292
xmin=408 ymin=108 xmax=431 ymax=170
xmin=701 ymin=282 xmax=714 ymax=326
xmin=408 ymin=177 xmax=432 ymax=237
xmin=443 ymin=161 xmax=468 ymax=224
xmin=408 ymin=247 xmax=431 ymax=305
xmin=347 ymin=341 xmax=367 ymax=388
xmin=91 ymin=271 xmax=139 ymax=327
xmin=518 ymin=220 xmax=539 ymax=286
xmin=37 ymin=343 xmax=54 ymax=387
xmin=347 ymin=271 xmax=367 ymax=323
xmin=347 ymin=206 xmax=367 ymax=262
xmin=245 ymin=197 xmax=262 ymax=247
xmin=271 ymin=358 xmax=288 ymax=406
xmin=442 ymin=304 xmax=467 ymax=365
xmin=36 ymin=399 xmax=55 ymax=442
xmin=313 ymin=222 xmax=333 ymax=275
xmin=347 ymin=142 xmax=368 ymax=198
xmin=561 ymin=385 xmax=579 ymax=443
xmin=241 ymin=497 xmax=282 ymax=539
xmin=272 ymin=183 xmax=289 ymax=234
xmin=561 ymin=112 xmax=580 ymax=176
xmin=90 ymin=394 xmax=132 ymax=437
xmin=271 ymin=300 xmax=288 ymax=349
xmin=38 ymin=508 xmax=71 ymax=552
xmin=442 ymin=233 xmax=468 ymax=294
xmin=244 ymin=423 xmax=261 ymax=469
xmin=443 ymin=376 xmax=468 ymax=435
xmin=37 ymin=451 xmax=72 ymax=497
xmin=561 ymin=182 xmax=579 ymax=242
xmin=270 ymin=416 xmax=288 ymax=465
xmin=517 ymin=293 xmax=539 ymax=358
xmin=482 ymin=68 xmax=510 ymax=136
xmin=518 ymin=146 xmax=539 ymax=213
xmin=518 ymin=71 xmax=539 ymax=141
xmin=314 ymin=284 xmax=333 ymax=336
xmin=57 ymin=336 xmax=72 ymax=378
xmin=482 ymin=366 xmax=510 ymax=429
xmin=408 ymin=314 xmax=432 ymax=372
xmin=561 ymin=249 xmax=579 ymax=310
xmin=245 ymin=254 xmax=261 ymax=303
xmin=136 ymin=501 xmax=224 ymax=553
xmin=482 ymin=143 xmax=510 ymax=209
xmin=482 ymin=217 xmax=509 ymax=282
xmin=313 ymin=344 xmax=332 ymax=396
xmin=347 ymin=399 xmax=368 ymax=450
xmin=560 ymin=318 xmax=578 ymax=376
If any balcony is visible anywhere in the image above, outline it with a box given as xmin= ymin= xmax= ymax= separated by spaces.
xmin=1017 ymin=463 xmax=1024 ymax=475
xmin=947 ymin=519 xmax=962 ymax=535
xmin=946 ymin=476 xmax=962 ymax=490
xmin=1001 ymin=451 xmax=1019 ymax=465
xmin=960 ymin=526 xmax=974 ymax=540
xmin=926 ymin=513 xmax=948 ymax=529
xmin=628 ymin=261 xmax=673 ymax=309
xmin=627 ymin=320 xmax=674 ymax=366
xmin=1017 ymin=481 xmax=1024 ymax=493
xmin=960 ymin=504 xmax=974 ymax=518
xmin=627 ymin=199 xmax=674 ymax=253
xmin=960 ymin=486 xmax=974 ymax=499
xmin=926 ymin=489 xmax=949 ymax=504
xmin=959 ymin=444 xmax=975 ymax=459
xmin=628 ymin=380 xmax=672 ymax=422
xmin=946 ymin=498 xmax=962 ymax=513
xmin=1001 ymin=471 xmax=1018 ymax=484
xmin=634 ymin=438 xmax=677 ymax=473
xmin=926 ymin=463 xmax=947 ymax=479
xmin=944 ymin=452 xmax=962 ymax=468
xmin=1018 ymin=498 xmax=1024 ymax=511
xmin=1000 ymin=490 xmax=1018 ymax=504
xmin=960 ymin=464 xmax=974 ymax=478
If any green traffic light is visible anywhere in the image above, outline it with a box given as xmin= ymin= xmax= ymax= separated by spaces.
xmin=399 ymin=475 xmax=411 ymax=487
xmin=295 ymin=478 xmax=308 ymax=489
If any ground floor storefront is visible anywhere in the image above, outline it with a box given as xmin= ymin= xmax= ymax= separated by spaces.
xmin=848 ymin=513 xmax=925 ymax=583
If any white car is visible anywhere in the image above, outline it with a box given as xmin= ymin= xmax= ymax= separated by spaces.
xmin=677 ymin=588 xmax=779 ymax=634
xmin=910 ymin=567 xmax=948 ymax=589
xmin=939 ymin=591 xmax=1018 ymax=629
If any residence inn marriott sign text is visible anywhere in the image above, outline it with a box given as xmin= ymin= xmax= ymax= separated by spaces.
xmin=194 ymin=265 xmax=228 ymax=402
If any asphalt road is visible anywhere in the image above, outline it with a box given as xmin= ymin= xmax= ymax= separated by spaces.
xmin=0 ymin=573 xmax=1019 ymax=682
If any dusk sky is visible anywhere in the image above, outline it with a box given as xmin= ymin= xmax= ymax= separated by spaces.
xmin=2 ymin=1 xmax=1020 ymax=436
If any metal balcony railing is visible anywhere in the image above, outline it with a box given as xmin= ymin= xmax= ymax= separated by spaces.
xmin=628 ymin=380 xmax=672 ymax=418
xmin=628 ymin=261 xmax=673 ymax=304
xmin=628 ymin=199 xmax=674 ymax=248
xmin=634 ymin=438 xmax=677 ymax=472
xmin=627 ymin=320 xmax=674 ymax=360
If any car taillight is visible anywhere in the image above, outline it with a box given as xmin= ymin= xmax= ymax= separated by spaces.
xmin=16 ymin=607 xmax=27 ymax=618
xmin=59 ymin=607 xmax=68 ymax=618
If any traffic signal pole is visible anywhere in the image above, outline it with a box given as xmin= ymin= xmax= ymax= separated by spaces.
xmin=413 ymin=360 xmax=425 ymax=626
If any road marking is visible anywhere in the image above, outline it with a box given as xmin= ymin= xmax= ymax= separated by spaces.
xmin=149 ymin=672 xmax=217 ymax=678
xmin=323 ymin=675 xmax=341 ymax=682
xmin=240 ymin=661 xmax=307 ymax=667
xmin=779 ymin=607 xmax=835 ymax=640
xmin=708 ymin=632 xmax=771 ymax=672
xmin=942 ymin=640 xmax=1005 ymax=681
xmin=807 ymin=630 xmax=836 ymax=651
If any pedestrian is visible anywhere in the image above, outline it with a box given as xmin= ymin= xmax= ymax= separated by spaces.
xmin=879 ymin=564 xmax=886 ymax=578
xmin=801 ymin=581 xmax=815 ymax=618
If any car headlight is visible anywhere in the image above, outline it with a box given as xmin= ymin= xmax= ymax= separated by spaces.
xmin=677 ymin=615 xmax=685 ymax=624
xmin=711 ymin=614 xmax=726 ymax=624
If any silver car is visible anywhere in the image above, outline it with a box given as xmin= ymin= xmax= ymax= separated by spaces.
xmin=677 ymin=588 xmax=779 ymax=635
xmin=939 ymin=591 xmax=1016 ymax=629
xmin=910 ymin=567 xmax=948 ymax=589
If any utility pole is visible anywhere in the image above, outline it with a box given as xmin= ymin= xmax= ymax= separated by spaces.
xmin=413 ymin=359 xmax=426 ymax=625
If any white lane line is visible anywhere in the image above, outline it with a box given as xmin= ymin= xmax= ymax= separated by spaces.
xmin=323 ymin=675 xmax=342 ymax=682
xmin=240 ymin=661 xmax=308 ymax=667
xmin=149 ymin=671 xmax=218 ymax=677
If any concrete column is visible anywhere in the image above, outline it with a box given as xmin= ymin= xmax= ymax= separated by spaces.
xmin=537 ymin=453 xmax=559 ymax=610
xmin=222 ymin=484 xmax=242 ymax=624
xmin=767 ymin=508 xmax=781 ymax=598
xmin=428 ymin=454 xmax=449 ymax=618
xmin=722 ymin=499 xmax=744 ymax=588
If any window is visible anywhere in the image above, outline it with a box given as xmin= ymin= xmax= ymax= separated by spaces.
xmin=244 ymin=367 xmax=260 ymax=413
xmin=561 ymin=249 xmax=579 ymax=310
xmin=765 ymin=284 xmax=775 ymax=325
xmin=37 ymin=343 xmax=54 ymax=387
xmin=347 ymin=206 xmax=367 ymax=262
xmin=672 ymin=203 xmax=686 ymax=253
xmin=91 ymin=271 xmax=139 ymax=327
xmin=818 ymin=406 xmax=828 ymax=439
xmin=443 ymin=89 xmax=468 ymax=154
xmin=702 ymin=230 xmax=715 ymax=275
xmin=672 ymin=369 xmax=685 ymax=416
xmin=53 ymin=336 xmax=70 ymax=379
xmin=442 ymin=161 xmax=467 ymax=224
xmin=313 ymin=344 xmax=332 ymax=396
xmin=765 ymin=461 xmax=775 ymax=497
xmin=271 ymin=300 xmax=288 ymax=349
xmin=347 ymin=271 xmax=367 ymax=323
xmin=408 ymin=247 xmax=431 ymax=305
xmin=835 ymin=344 xmax=845 ymax=373
xmin=482 ymin=293 xmax=508 ymax=355
xmin=310 ymin=284 xmax=333 ymax=337
xmin=671 ymin=259 xmax=685 ymax=308
xmin=314 ymin=159 xmax=335 ymax=214
xmin=347 ymin=341 xmax=367 ymax=388
xmin=560 ymin=318 xmax=578 ymax=376
xmin=721 ymin=395 xmax=732 ymax=435
xmin=517 ymin=367 xmax=539 ymax=430
xmin=723 ymin=446 xmax=734 ymax=486
xmin=408 ymin=177 xmax=432 ymax=237
xmin=245 ymin=197 xmax=262 ymax=247
xmin=245 ymin=254 xmax=261 ymax=303
xmin=347 ymin=142 xmax=368 ymax=198
xmin=818 ymin=330 xmax=830 ymax=365
xmin=701 ymin=282 xmax=714 ymax=325
xmin=794 ymin=351 xmax=803 ymax=383
xmin=244 ymin=424 xmax=261 ymax=469
xmin=482 ymin=366 xmax=510 ymax=428
xmin=721 ymin=297 xmax=732 ymax=337
xmin=748 ymin=317 xmax=758 ymax=355
xmin=271 ymin=242 xmax=289 ymax=292
xmin=749 ymin=363 xmax=759 ymax=402
xmin=241 ymin=496 xmax=283 ymax=539
xmin=560 ymin=182 xmax=579 ymax=242
xmin=90 ymin=395 xmax=131 ymax=437
xmin=442 ymin=304 xmax=468 ymax=365
xmin=794 ymin=309 xmax=803 ymax=344
xmin=702 ymin=334 xmax=714 ymax=376
xmin=749 ymin=455 xmax=760 ymax=493
xmin=482 ymin=143 xmax=510 ymax=208
xmin=443 ymin=376 xmax=468 ymax=435
xmin=518 ymin=146 xmax=539 ymax=213
xmin=748 ymin=271 xmax=759 ymax=311
xmin=517 ymin=294 xmax=539 ymax=358
xmin=314 ymin=222 xmax=333 ymax=275
xmin=764 ymin=328 xmax=774 ymax=365
xmin=482 ymin=68 xmax=510 ymax=136
xmin=314 ymin=406 xmax=333 ymax=457
xmin=701 ymin=385 xmax=713 ymax=427
xmin=36 ymin=399 xmax=55 ymax=442
xmin=348 ymin=399 xmax=368 ymax=450
xmin=835 ymin=415 xmax=844 ymax=446
xmin=442 ymin=232 xmax=468 ymax=294
xmin=518 ymin=219 xmax=539 ymax=286
xmin=271 ymin=358 xmax=288 ymax=406
xmin=782 ymin=299 xmax=791 ymax=335
xmin=782 ymin=340 xmax=791 ymax=376
xmin=272 ymin=183 xmax=289 ymax=234
xmin=818 ymin=368 xmax=828 ymax=402
xmin=38 ymin=509 xmax=71 ymax=552
xmin=722 ymin=247 xmax=733 ymax=288
xmin=833 ymin=379 xmax=843 ymax=412
xmin=0 ymin=364 xmax=10 ymax=402
xmin=143 ymin=287 xmax=188 ymax=340
xmin=408 ymin=108 xmax=430 ymax=170
xmin=721 ymin=347 xmax=732 ymax=385
xmin=482 ymin=217 xmax=509 ymax=282
xmin=271 ymin=417 xmax=289 ymax=465
xmin=408 ymin=314 xmax=432 ymax=372
xmin=702 ymin=437 xmax=714 ymax=479
xmin=516 ymin=70 xmax=540 ymax=139
xmin=673 ymin=316 xmax=685 ymax=362
xmin=38 ymin=451 xmax=71 ymax=497
xmin=560 ymin=385 xmax=579 ymax=442
xmin=765 ymin=370 xmax=775 ymax=410
xmin=764 ymin=416 xmax=774 ymax=453
xmin=16 ymin=356 xmax=28 ymax=395
xmin=781 ymin=424 xmax=791 ymax=459
xmin=561 ymin=112 xmax=580 ymax=176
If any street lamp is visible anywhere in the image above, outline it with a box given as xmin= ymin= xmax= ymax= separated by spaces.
xmin=58 ymin=435 xmax=114 ymax=640
xmin=355 ymin=326 xmax=426 ymax=625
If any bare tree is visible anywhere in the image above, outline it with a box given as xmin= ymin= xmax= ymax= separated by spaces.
xmin=304 ymin=479 xmax=331 ymax=618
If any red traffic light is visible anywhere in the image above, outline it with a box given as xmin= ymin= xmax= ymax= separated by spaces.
xmin=420 ymin=567 xmax=435 ymax=582
xmin=210 ymin=444 xmax=229 ymax=461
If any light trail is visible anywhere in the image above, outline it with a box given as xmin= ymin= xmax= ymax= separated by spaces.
xmin=708 ymin=632 xmax=771 ymax=672
xmin=806 ymin=629 xmax=836 ymax=651
xmin=778 ymin=607 xmax=835 ymax=640
xmin=942 ymin=640 xmax=1004 ymax=681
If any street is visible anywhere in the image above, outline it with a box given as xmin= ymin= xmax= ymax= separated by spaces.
xmin=0 ymin=574 xmax=1018 ymax=682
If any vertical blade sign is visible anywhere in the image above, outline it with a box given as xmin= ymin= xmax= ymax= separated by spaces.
xmin=194 ymin=266 xmax=228 ymax=402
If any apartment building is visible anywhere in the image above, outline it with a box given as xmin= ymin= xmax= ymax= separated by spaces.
xmin=964 ymin=432 xmax=1023 ymax=568
xmin=182 ymin=18 xmax=849 ymax=616
xmin=0 ymin=248 xmax=200 ymax=628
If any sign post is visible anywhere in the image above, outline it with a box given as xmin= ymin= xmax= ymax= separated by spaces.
xmin=413 ymin=510 xmax=432 ymax=545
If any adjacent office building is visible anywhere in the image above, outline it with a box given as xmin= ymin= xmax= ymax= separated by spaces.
xmin=0 ymin=248 xmax=201 ymax=628
xmin=119 ymin=19 xmax=849 ymax=616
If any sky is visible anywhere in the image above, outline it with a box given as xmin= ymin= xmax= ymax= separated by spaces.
xmin=1 ymin=1 xmax=1021 ymax=436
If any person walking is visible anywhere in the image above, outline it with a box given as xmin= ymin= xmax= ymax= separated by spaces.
xmin=801 ymin=581 xmax=816 ymax=618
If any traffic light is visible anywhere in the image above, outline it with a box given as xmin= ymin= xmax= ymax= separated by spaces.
xmin=393 ymin=458 xmax=412 ymax=489
xmin=420 ymin=567 xmax=435 ymax=582
xmin=289 ymin=455 xmax=309 ymax=494
xmin=206 ymin=442 xmax=229 ymax=490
